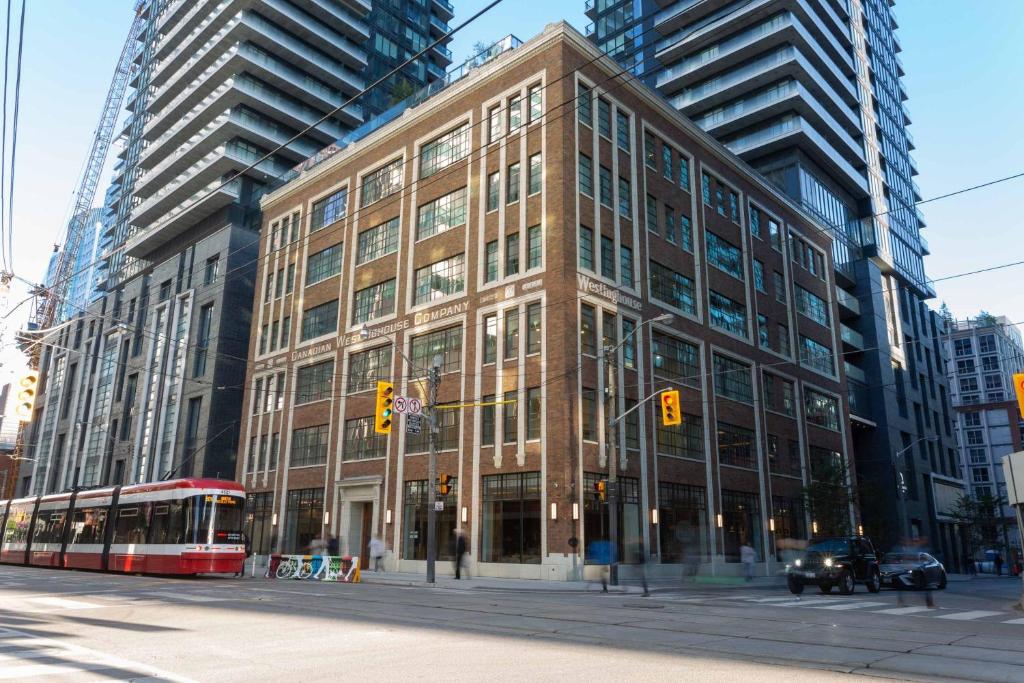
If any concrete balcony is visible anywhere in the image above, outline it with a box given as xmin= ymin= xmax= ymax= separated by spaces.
xmin=840 ymin=322 xmax=864 ymax=350
xmin=653 ymin=0 xmax=717 ymax=37
xmin=835 ymin=286 xmax=860 ymax=318
xmin=152 ymin=0 xmax=244 ymax=86
xmin=300 ymin=0 xmax=371 ymax=43
xmin=125 ymin=178 xmax=242 ymax=259
xmin=431 ymin=0 xmax=454 ymax=22
xmin=844 ymin=361 xmax=866 ymax=384
xmin=919 ymin=232 xmax=930 ymax=255
xmin=256 ymin=0 xmax=368 ymax=69
xmin=154 ymin=0 xmax=193 ymax=35
xmin=148 ymin=14 xmax=244 ymax=112
xmin=429 ymin=13 xmax=451 ymax=39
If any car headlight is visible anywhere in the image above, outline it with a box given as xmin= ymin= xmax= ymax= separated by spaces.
xmin=824 ymin=558 xmax=834 ymax=568
xmin=794 ymin=559 xmax=802 ymax=568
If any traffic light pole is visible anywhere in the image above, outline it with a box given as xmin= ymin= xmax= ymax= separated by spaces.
xmin=604 ymin=348 xmax=620 ymax=586
xmin=425 ymin=356 xmax=442 ymax=584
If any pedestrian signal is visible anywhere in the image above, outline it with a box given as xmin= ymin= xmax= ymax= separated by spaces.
xmin=660 ymin=389 xmax=681 ymax=426
xmin=438 ymin=473 xmax=450 ymax=496
xmin=375 ymin=381 xmax=394 ymax=434
xmin=594 ymin=479 xmax=606 ymax=502
xmin=15 ymin=370 xmax=39 ymax=422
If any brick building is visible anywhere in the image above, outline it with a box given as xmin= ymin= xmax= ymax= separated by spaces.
xmin=238 ymin=23 xmax=854 ymax=580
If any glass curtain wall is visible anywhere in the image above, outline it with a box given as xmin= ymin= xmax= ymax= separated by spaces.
xmin=403 ymin=479 xmax=457 ymax=561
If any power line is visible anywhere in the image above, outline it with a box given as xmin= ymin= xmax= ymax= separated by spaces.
xmin=4 ymin=0 xmax=23 ymax=272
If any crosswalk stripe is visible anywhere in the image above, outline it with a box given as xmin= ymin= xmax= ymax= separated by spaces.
xmin=1002 ymin=617 xmax=1024 ymax=625
xmin=747 ymin=596 xmax=801 ymax=603
xmin=28 ymin=597 xmax=99 ymax=610
xmin=809 ymin=601 xmax=887 ymax=611
xmin=874 ymin=606 xmax=934 ymax=615
xmin=936 ymin=610 xmax=1004 ymax=620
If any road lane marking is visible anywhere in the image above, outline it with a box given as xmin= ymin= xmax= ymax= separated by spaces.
xmin=27 ymin=597 xmax=100 ymax=610
xmin=809 ymin=601 xmax=887 ymax=610
xmin=140 ymin=590 xmax=230 ymax=603
xmin=936 ymin=610 xmax=1004 ymax=620
xmin=1002 ymin=617 xmax=1024 ymax=624
xmin=874 ymin=606 xmax=933 ymax=615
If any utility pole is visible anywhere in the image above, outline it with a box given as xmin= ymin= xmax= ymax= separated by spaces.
xmin=425 ymin=354 xmax=443 ymax=584
xmin=604 ymin=345 xmax=619 ymax=586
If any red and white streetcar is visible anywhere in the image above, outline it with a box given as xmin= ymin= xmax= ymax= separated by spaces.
xmin=0 ymin=478 xmax=246 ymax=575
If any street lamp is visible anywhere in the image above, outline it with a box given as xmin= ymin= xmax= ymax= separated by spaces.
xmin=602 ymin=312 xmax=672 ymax=585
xmin=360 ymin=324 xmax=443 ymax=584
xmin=893 ymin=435 xmax=938 ymax=541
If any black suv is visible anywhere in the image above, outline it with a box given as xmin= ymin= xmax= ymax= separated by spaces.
xmin=786 ymin=536 xmax=881 ymax=595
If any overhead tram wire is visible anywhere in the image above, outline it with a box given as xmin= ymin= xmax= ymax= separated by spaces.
xmin=0 ymin=0 xmax=14 ymax=270
xmin=5 ymin=0 xmax=25 ymax=270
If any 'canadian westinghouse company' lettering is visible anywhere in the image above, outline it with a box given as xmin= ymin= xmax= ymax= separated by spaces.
xmin=576 ymin=274 xmax=642 ymax=310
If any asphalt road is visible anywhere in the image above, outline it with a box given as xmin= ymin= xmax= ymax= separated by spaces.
xmin=1 ymin=564 xmax=1023 ymax=682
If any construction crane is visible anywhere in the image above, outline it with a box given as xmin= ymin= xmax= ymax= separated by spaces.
xmin=25 ymin=1 xmax=145 ymax=357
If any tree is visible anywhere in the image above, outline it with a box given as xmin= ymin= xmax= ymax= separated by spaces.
xmin=387 ymin=77 xmax=417 ymax=106
xmin=975 ymin=310 xmax=999 ymax=328
xmin=938 ymin=302 xmax=954 ymax=326
xmin=949 ymin=493 xmax=1002 ymax=560
xmin=804 ymin=450 xmax=853 ymax=537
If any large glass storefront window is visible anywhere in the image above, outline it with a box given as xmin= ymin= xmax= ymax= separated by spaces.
xmin=245 ymin=492 xmax=274 ymax=555
xmin=403 ymin=479 xmax=457 ymax=561
xmin=583 ymin=473 xmax=642 ymax=564
xmin=772 ymin=495 xmax=807 ymax=562
xmin=721 ymin=489 xmax=762 ymax=563
xmin=282 ymin=488 xmax=323 ymax=554
xmin=480 ymin=472 xmax=541 ymax=564
xmin=657 ymin=482 xmax=708 ymax=566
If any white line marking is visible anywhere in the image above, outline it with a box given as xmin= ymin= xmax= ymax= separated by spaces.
xmin=28 ymin=597 xmax=100 ymax=610
xmin=141 ymin=591 xmax=230 ymax=602
xmin=874 ymin=606 xmax=933 ymax=615
xmin=1002 ymin=617 xmax=1024 ymax=625
xmin=747 ymin=596 xmax=803 ymax=603
xmin=936 ymin=610 xmax=1004 ymax=621
xmin=809 ymin=601 xmax=887 ymax=611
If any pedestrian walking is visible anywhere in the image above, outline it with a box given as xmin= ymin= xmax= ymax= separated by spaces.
xmin=369 ymin=535 xmax=385 ymax=572
xmin=995 ymin=553 xmax=1003 ymax=577
xmin=309 ymin=535 xmax=328 ymax=556
xmin=454 ymin=530 xmax=469 ymax=580
xmin=962 ymin=552 xmax=976 ymax=576
xmin=589 ymin=540 xmax=613 ymax=592
xmin=327 ymin=535 xmax=339 ymax=556
xmin=740 ymin=542 xmax=756 ymax=582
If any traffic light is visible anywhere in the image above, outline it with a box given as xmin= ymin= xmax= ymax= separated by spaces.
xmin=438 ymin=473 xmax=450 ymax=496
xmin=594 ymin=479 xmax=606 ymax=503
xmin=660 ymin=389 xmax=681 ymax=426
xmin=14 ymin=370 xmax=39 ymax=422
xmin=374 ymin=381 xmax=394 ymax=434
xmin=1014 ymin=373 xmax=1024 ymax=420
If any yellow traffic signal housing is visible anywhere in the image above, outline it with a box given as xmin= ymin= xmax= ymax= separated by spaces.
xmin=374 ymin=381 xmax=394 ymax=434
xmin=1014 ymin=373 xmax=1024 ymax=420
xmin=438 ymin=473 xmax=450 ymax=496
xmin=660 ymin=389 xmax=681 ymax=426
xmin=15 ymin=370 xmax=39 ymax=422
xmin=594 ymin=480 xmax=606 ymax=502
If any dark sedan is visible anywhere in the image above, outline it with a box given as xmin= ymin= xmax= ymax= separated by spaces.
xmin=879 ymin=551 xmax=947 ymax=589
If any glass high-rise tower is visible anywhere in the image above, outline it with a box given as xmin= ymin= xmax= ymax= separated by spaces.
xmin=588 ymin=0 xmax=965 ymax=561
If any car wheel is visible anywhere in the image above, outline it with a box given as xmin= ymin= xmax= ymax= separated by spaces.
xmin=787 ymin=576 xmax=804 ymax=595
xmin=819 ymin=583 xmax=833 ymax=594
xmin=866 ymin=567 xmax=881 ymax=593
xmin=938 ymin=571 xmax=947 ymax=590
xmin=838 ymin=569 xmax=855 ymax=595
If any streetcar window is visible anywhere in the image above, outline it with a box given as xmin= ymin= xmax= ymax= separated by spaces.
xmin=149 ymin=501 xmax=186 ymax=545
xmin=184 ymin=495 xmax=245 ymax=545
xmin=70 ymin=507 xmax=107 ymax=545
xmin=32 ymin=512 xmax=66 ymax=545
xmin=113 ymin=503 xmax=151 ymax=544
xmin=3 ymin=504 xmax=32 ymax=544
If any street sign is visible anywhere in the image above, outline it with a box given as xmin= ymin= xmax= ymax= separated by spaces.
xmin=408 ymin=397 xmax=422 ymax=414
xmin=434 ymin=501 xmax=444 ymax=511
xmin=394 ymin=396 xmax=407 ymax=413
xmin=406 ymin=413 xmax=422 ymax=434
xmin=392 ymin=396 xmax=423 ymax=414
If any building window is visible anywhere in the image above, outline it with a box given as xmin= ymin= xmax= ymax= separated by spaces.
xmin=420 ymin=123 xmax=470 ymax=178
xmin=508 ymin=95 xmax=522 ymax=131
xmin=600 ymin=235 xmax=615 ymax=280
xmin=403 ymin=480 xmax=457 ymax=561
xmin=599 ymin=165 xmax=612 ymax=207
xmin=504 ymin=308 xmax=519 ymax=360
xmin=718 ymin=422 xmax=755 ymax=469
xmin=800 ymin=335 xmax=835 ymax=375
xmin=714 ymin=353 xmax=752 ymax=403
xmin=649 ymin=261 xmax=695 ymax=314
xmin=488 ymin=105 xmax=502 ymax=143
xmin=356 ymin=217 xmax=398 ymax=264
xmin=483 ymin=315 xmax=497 ymax=363
xmin=347 ymin=345 xmax=391 ymax=393
xmin=291 ymin=425 xmax=329 ymax=467
xmin=414 ymin=253 xmax=465 ymax=305
xmin=410 ymin=325 xmax=462 ymax=374
xmin=505 ymin=233 xmax=519 ymax=276
xmin=653 ymin=332 xmax=698 ymax=383
xmin=662 ymin=144 xmax=673 ymax=180
xmin=282 ymin=488 xmax=324 ymax=554
xmin=646 ymin=195 xmax=659 ymax=234
xmin=979 ymin=334 xmax=996 ymax=354
xmin=295 ymin=360 xmax=333 ymax=404
xmin=664 ymin=206 xmax=677 ymax=243
xmin=701 ymin=172 xmax=711 ymax=205
xmin=616 ymin=110 xmax=630 ymax=151
xmin=753 ymin=260 xmax=765 ymax=292
xmin=503 ymin=390 xmax=518 ymax=442
xmin=300 ymin=299 xmax=338 ymax=341
xmin=311 ymin=188 xmax=348 ymax=231
xmin=618 ymin=177 xmax=631 ymax=216
xmin=481 ymin=472 xmax=542 ymax=564
xmin=507 ymin=162 xmax=520 ymax=203
xmin=597 ymin=97 xmax=611 ymax=138
xmin=577 ymin=82 xmax=592 ymax=126
xmin=620 ymin=245 xmax=633 ymax=287
xmin=709 ymin=290 xmax=747 ymax=337
xmin=193 ymin=304 xmax=213 ymax=377
xmin=352 ymin=279 xmax=396 ymax=324
xmin=656 ymin=413 xmax=703 ymax=459
xmin=360 ymin=158 xmax=402 ymax=208
xmin=528 ymin=154 xmax=542 ymax=195
xmin=805 ymin=390 xmax=839 ymax=430
xmin=529 ymin=84 xmax=542 ymax=122
xmin=658 ymin=482 xmax=707 ymax=563
xmin=729 ymin=191 xmax=740 ymax=223
xmin=485 ymin=240 xmax=499 ymax=282
xmin=305 ymin=243 xmax=343 ymax=286
xmin=721 ymin=490 xmax=763 ymax=563
xmin=580 ymin=305 xmax=597 ymax=356
xmin=704 ymin=232 xmax=742 ymax=280
xmin=525 ymin=388 xmax=542 ymax=439
xmin=487 ymin=171 xmax=500 ymax=211
xmin=757 ymin=314 xmax=769 ymax=349
xmin=526 ymin=302 xmax=542 ymax=354
xmin=750 ymin=206 xmax=762 ymax=239
xmin=796 ymin=286 xmax=829 ymax=326
xmin=579 ymin=226 xmax=594 ymax=270
xmin=406 ymin=408 xmax=459 ymax=453
xmin=579 ymin=153 xmax=593 ymax=196
xmin=481 ymin=394 xmax=496 ymax=446
xmin=417 ymin=187 xmax=467 ymax=240
xmin=204 ymin=255 xmax=220 ymax=285
xmin=621 ymin=318 xmax=636 ymax=369
xmin=644 ymin=132 xmax=656 ymax=167
xmin=343 ymin=417 xmax=387 ymax=461
xmin=527 ymin=225 xmax=542 ymax=269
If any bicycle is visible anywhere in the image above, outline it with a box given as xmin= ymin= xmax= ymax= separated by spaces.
xmin=274 ymin=555 xmax=314 ymax=579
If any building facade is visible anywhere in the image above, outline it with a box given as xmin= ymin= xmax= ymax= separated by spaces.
xmin=587 ymin=0 xmax=963 ymax=559
xmin=944 ymin=314 xmax=1024 ymax=556
xmin=19 ymin=0 xmax=455 ymax=496
xmin=238 ymin=23 xmax=855 ymax=580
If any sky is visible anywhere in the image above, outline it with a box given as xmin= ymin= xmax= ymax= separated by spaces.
xmin=1 ymin=0 xmax=1023 ymax=379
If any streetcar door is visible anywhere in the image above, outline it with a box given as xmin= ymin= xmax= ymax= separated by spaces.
xmin=101 ymin=486 xmax=121 ymax=571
